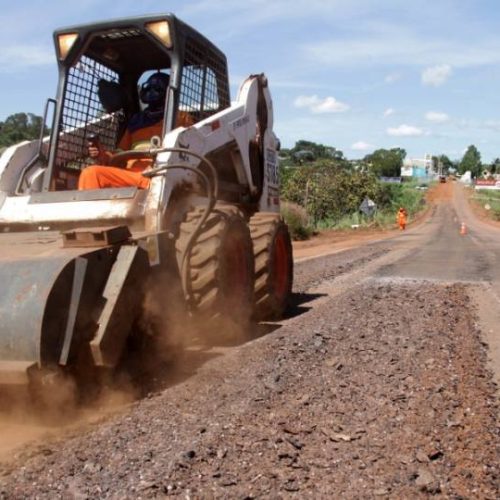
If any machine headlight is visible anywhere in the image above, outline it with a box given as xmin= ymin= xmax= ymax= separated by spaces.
xmin=145 ymin=21 xmax=172 ymax=48
xmin=57 ymin=33 xmax=79 ymax=60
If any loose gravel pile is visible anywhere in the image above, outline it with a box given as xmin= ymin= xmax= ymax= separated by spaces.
xmin=1 ymin=264 xmax=498 ymax=498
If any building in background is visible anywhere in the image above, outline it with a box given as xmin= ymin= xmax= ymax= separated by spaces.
xmin=401 ymin=154 xmax=433 ymax=178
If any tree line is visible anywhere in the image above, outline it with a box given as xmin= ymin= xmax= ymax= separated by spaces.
xmin=280 ymin=140 xmax=407 ymax=178
xmin=0 ymin=112 xmax=496 ymax=179
xmin=281 ymin=140 xmax=498 ymax=179
xmin=0 ymin=113 xmax=46 ymax=150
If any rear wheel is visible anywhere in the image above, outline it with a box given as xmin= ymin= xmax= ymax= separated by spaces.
xmin=176 ymin=206 xmax=255 ymax=341
xmin=250 ymin=213 xmax=293 ymax=320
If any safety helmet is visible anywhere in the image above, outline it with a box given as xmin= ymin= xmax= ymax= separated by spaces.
xmin=139 ymin=72 xmax=169 ymax=107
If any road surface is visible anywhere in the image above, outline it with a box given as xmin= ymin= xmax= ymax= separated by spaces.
xmin=0 ymin=182 xmax=498 ymax=498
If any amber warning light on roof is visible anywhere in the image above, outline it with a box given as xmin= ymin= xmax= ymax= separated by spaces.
xmin=145 ymin=21 xmax=172 ymax=48
xmin=57 ymin=33 xmax=78 ymax=60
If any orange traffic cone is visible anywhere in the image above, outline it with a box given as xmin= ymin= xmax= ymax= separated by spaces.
xmin=460 ymin=222 xmax=467 ymax=235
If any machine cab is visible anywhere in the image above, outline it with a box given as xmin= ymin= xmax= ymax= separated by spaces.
xmin=14 ymin=14 xmax=231 ymax=195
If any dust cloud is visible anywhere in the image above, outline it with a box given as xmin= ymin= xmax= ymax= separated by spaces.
xmin=0 ymin=371 xmax=139 ymax=464
xmin=0 ymin=271 xmax=257 ymax=465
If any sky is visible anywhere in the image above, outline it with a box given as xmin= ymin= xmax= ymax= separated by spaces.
xmin=1 ymin=0 xmax=500 ymax=162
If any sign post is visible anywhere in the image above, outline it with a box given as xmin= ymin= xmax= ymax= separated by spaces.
xmin=359 ymin=197 xmax=377 ymax=217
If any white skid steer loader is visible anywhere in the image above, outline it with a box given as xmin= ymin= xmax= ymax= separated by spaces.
xmin=0 ymin=14 xmax=293 ymax=391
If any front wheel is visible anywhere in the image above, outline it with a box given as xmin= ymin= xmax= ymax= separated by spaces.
xmin=176 ymin=206 xmax=255 ymax=341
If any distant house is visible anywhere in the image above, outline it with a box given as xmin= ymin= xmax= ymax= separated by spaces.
xmin=401 ymin=155 xmax=432 ymax=178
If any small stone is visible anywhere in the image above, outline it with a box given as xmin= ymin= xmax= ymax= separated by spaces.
xmin=428 ymin=450 xmax=443 ymax=461
xmin=286 ymin=437 xmax=303 ymax=450
xmin=282 ymin=425 xmax=300 ymax=435
xmin=329 ymin=433 xmax=353 ymax=442
xmin=416 ymin=450 xmax=429 ymax=463
xmin=220 ymin=477 xmax=237 ymax=487
xmin=415 ymin=468 xmax=435 ymax=487
xmin=282 ymin=479 xmax=300 ymax=492
xmin=83 ymin=462 xmax=102 ymax=474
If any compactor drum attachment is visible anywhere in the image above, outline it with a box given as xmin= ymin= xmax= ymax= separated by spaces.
xmin=0 ymin=13 xmax=293 ymax=392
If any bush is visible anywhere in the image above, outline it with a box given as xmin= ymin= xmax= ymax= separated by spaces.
xmin=377 ymin=181 xmax=425 ymax=215
xmin=279 ymin=161 xmax=426 ymax=232
xmin=281 ymin=201 xmax=313 ymax=240
xmin=281 ymin=163 xmax=382 ymax=224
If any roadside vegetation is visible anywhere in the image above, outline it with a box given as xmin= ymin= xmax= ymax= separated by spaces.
xmin=0 ymin=113 xmax=46 ymax=148
xmin=471 ymin=189 xmax=500 ymax=221
xmin=2 ymin=112 xmax=499 ymax=233
xmin=279 ymin=140 xmax=427 ymax=239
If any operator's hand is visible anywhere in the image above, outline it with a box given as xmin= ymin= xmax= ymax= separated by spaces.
xmin=88 ymin=145 xmax=101 ymax=159
xmin=87 ymin=144 xmax=111 ymax=165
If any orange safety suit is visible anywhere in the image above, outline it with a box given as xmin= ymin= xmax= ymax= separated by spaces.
xmin=397 ymin=208 xmax=407 ymax=230
xmin=78 ymin=112 xmax=194 ymax=190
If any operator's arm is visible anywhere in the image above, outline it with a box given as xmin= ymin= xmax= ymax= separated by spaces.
xmin=88 ymin=141 xmax=113 ymax=165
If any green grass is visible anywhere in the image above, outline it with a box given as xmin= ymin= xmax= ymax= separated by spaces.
xmin=315 ymin=182 xmax=427 ymax=231
xmin=281 ymin=180 xmax=429 ymax=238
xmin=473 ymin=189 xmax=500 ymax=220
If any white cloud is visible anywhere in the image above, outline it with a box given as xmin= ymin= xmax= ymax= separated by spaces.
xmin=351 ymin=141 xmax=374 ymax=151
xmin=425 ymin=111 xmax=449 ymax=123
xmin=421 ymin=64 xmax=452 ymax=86
xmin=0 ymin=45 xmax=53 ymax=72
xmin=387 ymin=124 xmax=424 ymax=137
xmin=294 ymin=95 xmax=350 ymax=113
xmin=384 ymin=108 xmax=395 ymax=118
xmin=385 ymin=73 xmax=400 ymax=84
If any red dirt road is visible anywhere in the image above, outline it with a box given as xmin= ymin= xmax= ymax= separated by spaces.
xmin=0 ymin=181 xmax=498 ymax=499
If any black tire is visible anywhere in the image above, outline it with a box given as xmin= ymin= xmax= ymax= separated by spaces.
xmin=250 ymin=213 xmax=293 ymax=320
xmin=176 ymin=206 xmax=255 ymax=339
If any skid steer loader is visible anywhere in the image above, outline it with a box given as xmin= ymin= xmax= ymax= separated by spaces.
xmin=0 ymin=14 xmax=293 ymax=390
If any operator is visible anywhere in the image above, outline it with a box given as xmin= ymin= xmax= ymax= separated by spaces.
xmin=397 ymin=207 xmax=408 ymax=230
xmin=78 ymin=72 xmax=193 ymax=190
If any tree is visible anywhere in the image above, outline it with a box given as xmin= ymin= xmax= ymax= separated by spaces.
xmin=432 ymin=154 xmax=454 ymax=175
xmin=362 ymin=148 xmax=407 ymax=177
xmin=459 ymin=145 xmax=482 ymax=177
xmin=289 ymin=140 xmax=345 ymax=165
xmin=438 ymin=154 xmax=454 ymax=174
xmin=489 ymin=158 xmax=500 ymax=175
xmin=281 ymin=162 xmax=384 ymax=223
xmin=0 ymin=112 xmax=45 ymax=148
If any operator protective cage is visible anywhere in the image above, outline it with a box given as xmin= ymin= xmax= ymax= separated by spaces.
xmin=33 ymin=14 xmax=231 ymax=193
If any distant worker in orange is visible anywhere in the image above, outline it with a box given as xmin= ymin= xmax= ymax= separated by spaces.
xmin=78 ymin=72 xmax=193 ymax=190
xmin=397 ymin=207 xmax=408 ymax=230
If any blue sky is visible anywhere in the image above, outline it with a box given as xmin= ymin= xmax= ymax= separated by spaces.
xmin=1 ymin=0 xmax=500 ymax=162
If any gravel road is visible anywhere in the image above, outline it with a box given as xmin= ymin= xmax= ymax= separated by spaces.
xmin=0 ymin=183 xmax=498 ymax=499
